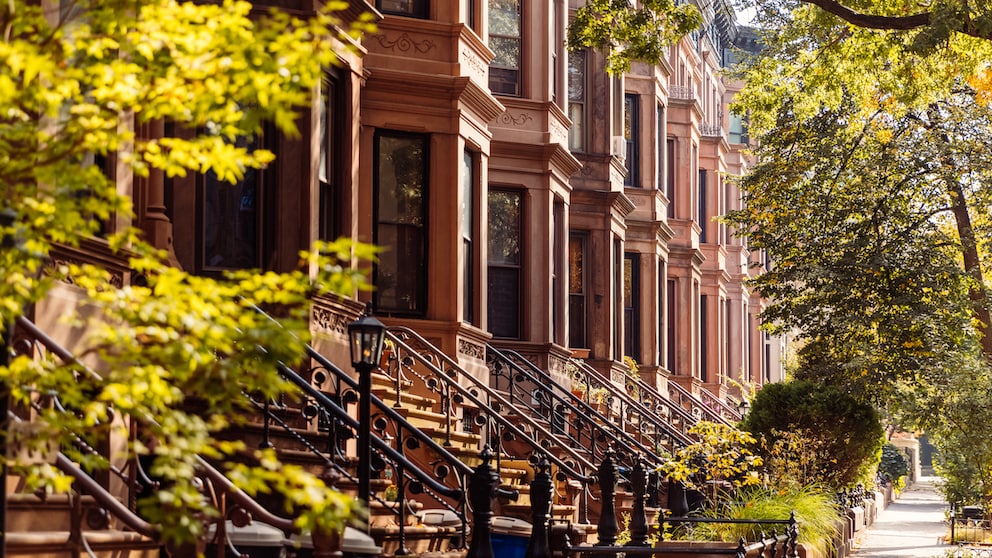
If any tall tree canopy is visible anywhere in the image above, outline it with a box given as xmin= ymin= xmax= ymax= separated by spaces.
xmin=725 ymin=89 xmax=992 ymax=402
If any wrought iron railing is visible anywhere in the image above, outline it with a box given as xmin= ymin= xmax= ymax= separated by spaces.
xmin=384 ymin=326 xmax=597 ymax=522
xmin=667 ymin=379 xmax=735 ymax=426
xmin=567 ymin=358 xmax=695 ymax=452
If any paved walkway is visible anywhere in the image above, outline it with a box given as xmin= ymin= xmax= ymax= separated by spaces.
xmin=850 ymin=476 xmax=950 ymax=558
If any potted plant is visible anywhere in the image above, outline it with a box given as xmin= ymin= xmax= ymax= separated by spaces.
xmin=589 ymin=387 xmax=611 ymax=413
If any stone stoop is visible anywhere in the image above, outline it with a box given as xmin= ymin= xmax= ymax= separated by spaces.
xmin=6 ymin=493 xmax=160 ymax=558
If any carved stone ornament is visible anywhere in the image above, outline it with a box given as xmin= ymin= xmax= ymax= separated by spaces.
xmin=312 ymin=305 xmax=348 ymax=334
xmin=458 ymin=339 xmax=485 ymax=360
xmin=374 ymin=32 xmax=437 ymax=54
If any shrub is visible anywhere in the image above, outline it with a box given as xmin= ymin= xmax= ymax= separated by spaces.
xmin=742 ymin=379 xmax=884 ymax=489
xmin=878 ymin=443 xmax=909 ymax=483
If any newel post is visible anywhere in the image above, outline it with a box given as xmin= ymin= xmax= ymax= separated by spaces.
xmin=466 ymin=446 xmax=499 ymax=558
xmin=597 ymin=446 xmax=619 ymax=547
xmin=626 ymin=454 xmax=649 ymax=546
xmin=525 ymin=455 xmax=552 ymax=558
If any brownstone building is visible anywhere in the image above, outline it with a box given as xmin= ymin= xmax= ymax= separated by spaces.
xmin=14 ymin=0 xmax=787 ymax=553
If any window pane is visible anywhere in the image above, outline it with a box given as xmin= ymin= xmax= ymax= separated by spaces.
xmin=490 ymin=36 xmax=520 ymax=69
xmin=568 ymin=51 xmax=585 ymax=101
xmin=376 ymin=223 xmax=425 ymax=313
xmin=568 ymin=234 xmax=586 ymax=348
xmin=377 ymin=136 xmax=426 ymax=225
xmin=375 ymin=133 xmax=428 ymax=316
xmin=488 ymin=189 xmax=522 ymax=339
xmin=202 ymin=135 xmax=260 ymax=270
xmin=488 ymin=267 xmax=520 ymax=338
xmin=488 ymin=191 xmax=520 ymax=265
xmin=489 ymin=0 xmax=520 ymax=35
xmin=377 ymin=0 xmax=428 ymax=18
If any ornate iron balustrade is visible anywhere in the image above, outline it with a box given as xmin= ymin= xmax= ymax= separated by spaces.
xmin=568 ymin=358 xmax=695 ymax=452
xmin=667 ymin=380 xmax=736 ymax=426
xmin=488 ymin=346 xmax=659 ymax=468
xmin=384 ymin=326 xmax=597 ymax=522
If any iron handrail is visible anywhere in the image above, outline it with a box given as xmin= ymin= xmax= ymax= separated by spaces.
xmin=489 ymin=346 xmax=660 ymax=464
xmin=387 ymin=326 xmax=596 ymax=484
xmin=14 ymin=316 xmax=314 ymax=537
xmin=623 ymin=373 xmax=702 ymax=430
xmin=569 ymin=358 xmax=694 ymax=448
xmin=698 ymin=386 xmax=743 ymax=423
xmin=275 ymin=358 xmax=468 ymax=499
xmin=667 ymin=380 xmax=733 ymax=426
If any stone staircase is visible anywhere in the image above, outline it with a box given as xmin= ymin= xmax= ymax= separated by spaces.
xmin=5 ymin=313 xmax=691 ymax=558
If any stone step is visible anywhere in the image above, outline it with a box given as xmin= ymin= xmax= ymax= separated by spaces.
xmin=6 ymin=530 xmax=160 ymax=558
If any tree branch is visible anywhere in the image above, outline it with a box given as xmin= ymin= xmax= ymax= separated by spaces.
xmin=803 ymin=0 xmax=932 ymax=30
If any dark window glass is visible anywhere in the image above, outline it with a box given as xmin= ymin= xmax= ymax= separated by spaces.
xmin=568 ymin=51 xmax=586 ymax=151
xmin=376 ymin=0 xmax=428 ymax=18
xmin=374 ymin=132 xmax=429 ymax=316
xmin=202 ymin=134 xmax=263 ymax=271
xmin=667 ymin=138 xmax=676 ymax=218
xmin=319 ymin=76 xmax=341 ymax=240
xmin=568 ymin=233 xmax=587 ymax=349
xmin=700 ymin=294 xmax=708 ymax=382
xmin=488 ymin=0 xmax=521 ymax=95
xmin=488 ymin=190 xmax=522 ymax=338
xmin=624 ymin=94 xmax=639 ymax=187
xmin=624 ymin=253 xmax=640 ymax=360
xmin=699 ymin=169 xmax=707 ymax=243
xmin=462 ymin=150 xmax=475 ymax=325
xmin=667 ymin=279 xmax=676 ymax=371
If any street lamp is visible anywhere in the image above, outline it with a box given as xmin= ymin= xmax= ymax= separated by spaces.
xmin=0 ymin=207 xmax=18 ymax=558
xmin=737 ymin=399 xmax=750 ymax=418
xmin=347 ymin=313 xmax=386 ymax=513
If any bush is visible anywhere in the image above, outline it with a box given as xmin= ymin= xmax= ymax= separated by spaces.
xmin=742 ymin=379 xmax=884 ymax=490
xmin=878 ymin=443 xmax=909 ymax=483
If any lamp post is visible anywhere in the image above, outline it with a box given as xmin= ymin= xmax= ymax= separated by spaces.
xmin=737 ymin=399 xmax=750 ymax=419
xmin=347 ymin=313 xmax=386 ymax=515
xmin=0 ymin=207 xmax=17 ymax=558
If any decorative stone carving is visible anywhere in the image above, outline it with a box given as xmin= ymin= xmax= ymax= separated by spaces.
xmin=49 ymin=256 xmax=125 ymax=288
xmin=460 ymin=48 xmax=488 ymax=80
xmin=312 ymin=305 xmax=348 ymax=334
xmin=458 ymin=339 xmax=485 ymax=360
xmin=374 ymin=32 xmax=437 ymax=54
xmin=549 ymin=119 xmax=568 ymax=146
xmin=496 ymin=111 xmax=533 ymax=127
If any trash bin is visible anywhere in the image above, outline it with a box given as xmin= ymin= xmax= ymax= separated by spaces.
xmin=206 ymin=520 xmax=286 ymax=558
xmin=283 ymin=527 xmax=382 ymax=558
xmin=490 ymin=516 xmax=532 ymax=558
xmin=420 ymin=509 xmax=467 ymax=551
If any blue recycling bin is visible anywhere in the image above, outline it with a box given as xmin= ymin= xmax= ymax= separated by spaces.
xmin=489 ymin=516 xmax=532 ymax=558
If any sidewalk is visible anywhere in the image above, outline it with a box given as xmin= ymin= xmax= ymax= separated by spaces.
xmin=850 ymin=476 xmax=949 ymax=557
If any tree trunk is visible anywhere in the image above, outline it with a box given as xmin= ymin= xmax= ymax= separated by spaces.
xmin=946 ymin=176 xmax=992 ymax=360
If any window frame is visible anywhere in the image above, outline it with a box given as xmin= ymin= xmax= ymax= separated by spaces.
xmin=372 ymin=129 xmax=431 ymax=317
xmin=376 ymin=0 xmax=429 ymax=19
xmin=487 ymin=187 xmax=524 ymax=339
xmin=197 ymin=128 xmax=271 ymax=274
xmin=568 ymin=49 xmax=587 ymax=152
xmin=488 ymin=0 xmax=522 ymax=96
xmin=568 ymin=231 xmax=589 ymax=349
xmin=624 ymin=93 xmax=640 ymax=187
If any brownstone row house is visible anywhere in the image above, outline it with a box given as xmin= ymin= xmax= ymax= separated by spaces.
xmin=17 ymin=0 xmax=787 ymax=554
xmin=68 ymin=0 xmax=786 ymax=396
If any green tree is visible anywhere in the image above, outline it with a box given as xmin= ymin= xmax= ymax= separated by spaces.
xmin=0 ymin=0 xmax=376 ymax=546
xmin=566 ymin=0 xmax=702 ymax=73
xmin=742 ymin=380 xmax=884 ymax=489
xmin=724 ymin=87 xmax=992 ymax=403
